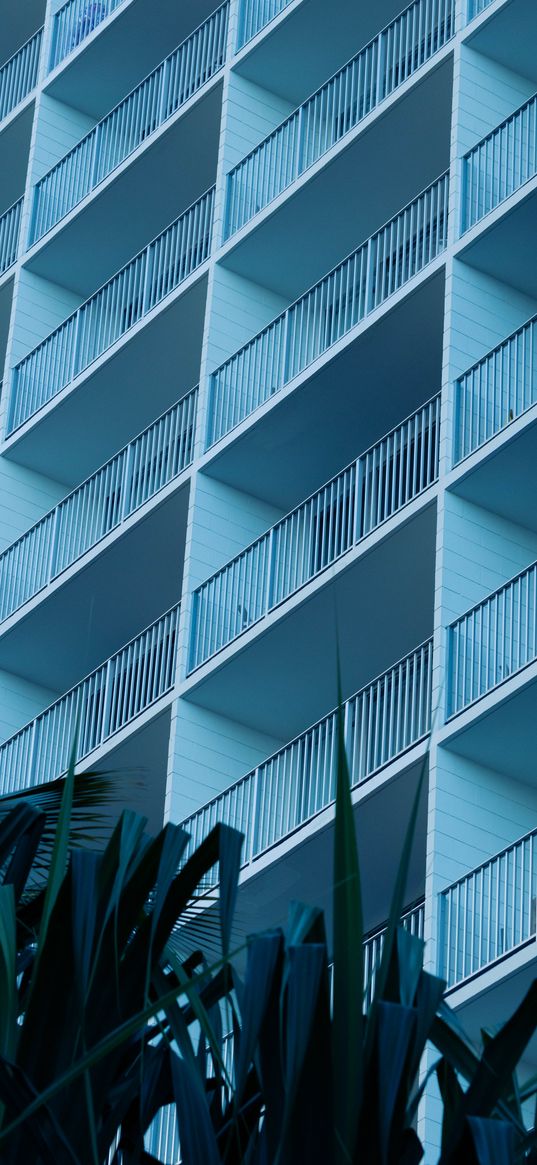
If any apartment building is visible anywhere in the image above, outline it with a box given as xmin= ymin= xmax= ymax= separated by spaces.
xmin=0 ymin=0 xmax=536 ymax=1156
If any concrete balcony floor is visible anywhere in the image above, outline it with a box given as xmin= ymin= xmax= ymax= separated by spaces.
xmin=219 ymin=57 xmax=452 ymax=304
xmin=184 ymin=497 xmax=437 ymax=742
xmin=0 ymin=483 xmax=189 ymax=695
xmin=3 ymin=273 xmax=208 ymax=485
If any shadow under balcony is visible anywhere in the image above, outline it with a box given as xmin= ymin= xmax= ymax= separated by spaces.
xmin=0 ymin=393 xmax=195 ymax=693
xmin=220 ymin=55 xmax=452 ymax=306
xmin=3 ymin=192 xmax=212 ymax=482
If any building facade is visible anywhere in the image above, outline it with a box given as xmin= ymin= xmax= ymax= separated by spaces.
xmin=0 ymin=0 xmax=536 ymax=1155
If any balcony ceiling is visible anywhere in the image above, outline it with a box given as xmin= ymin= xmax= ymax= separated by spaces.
xmin=0 ymin=105 xmax=34 ymax=215
xmin=443 ymin=667 xmax=537 ymax=788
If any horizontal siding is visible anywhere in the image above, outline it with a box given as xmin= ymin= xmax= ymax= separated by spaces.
xmin=456 ymin=45 xmax=536 ymax=157
xmin=30 ymin=92 xmax=96 ymax=185
xmin=185 ymin=473 xmax=282 ymax=594
xmin=0 ymin=669 xmax=60 ymax=746
xmin=222 ymin=71 xmax=294 ymax=178
xmin=166 ymin=698 xmax=283 ymax=824
xmin=8 ymin=268 xmax=82 ymax=366
xmin=206 ymin=264 xmax=288 ymax=371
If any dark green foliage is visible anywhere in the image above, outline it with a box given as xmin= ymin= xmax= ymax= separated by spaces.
xmin=0 ymin=735 xmax=534 ymax=1163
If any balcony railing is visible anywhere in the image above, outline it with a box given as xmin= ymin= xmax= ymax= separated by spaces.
xmin=448 ymin=560 xmax=537 ymax=715
xmin=0 ymin=604 xmax=180 ymax=796
xmin=440 ymin=829 xmax=536 ymax=988
xmin=182 ymin=640 xmax=432 ymax=885
xmin=237 ymin=0 xmax=293 ymax=48
xmin=0 ymin=197 xmax=23 ymax=277
xmin=209 ymin=172 xmax=449 ymax=447
xmin=227 ymin=0 xmax=454 ymax=236
xmin=363 ymin=900 xmax=425 ymax=1008
xmin=193 ymin=397 xmax=439 ymax=670
xmin=462 ymin=91 xmax=537 ymax=231
xmin=0 ymin=27 xmax=42 ymax=123
xmin=0 ymin=388 xmax=197 ymax=625
xmin=50 ymin=0 xmax=127 ymax=70
xmin=8 ymin=187 xmax=214 ymax=434
xmin=454 ymin=313 xmax=537 ymax=463
xmin=467 ymin=0 xmax=494 ymax=19
xmin=31 ymin=3 xmax=228 ymax=245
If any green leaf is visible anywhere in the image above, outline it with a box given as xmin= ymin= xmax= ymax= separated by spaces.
xmin=467 ymin=1115 xmax=516 ymax=1164
xmin=0 ymin=886 xmax=16 ymax=1062
xmin=376 ymin=1001 xmax=417 ymax=1165
xmin=36 ymin=725 xmax=79 ymax=961
xmin=170 ymin=1050 xmax=220 ymax=1165
xmin=234 ymin=931 xmax=282 ymax=1098
xmin=332 ymin=697 xmax=363 ymax=1165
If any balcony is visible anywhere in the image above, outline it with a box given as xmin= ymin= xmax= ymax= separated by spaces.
xmin=0 ymin=27 xmax=42 ymax=125
xmin=193 ymin=396 xmax=439 ymax=674
xmin=448 ymin=560 xmax=537 ymax=718
xmin=0 ymin=603 xmax=180 ymax=808
xmin=0 ymin=197 xmax=22 ymax=278
xmin=236 ymin=0 xmax=294 ymax=48
xmin=6 ymin=188 xmax=212 ymax=476
xmin=50 ymin=0 xmax=127 ymax=71
xmin=183 ymin=640 xmax=431 ymax=885
xmin=462 ymin=91 xmax=537 ymax=234
xmin=0 ymin=388 xmax=196 ymax=632
xmin=439 ymin=828 xmax=536 ymax=990
xmin=466 ymin=0 xmax=494 ymax=17
xmin=208 ymin=173 xmax=448 ymax=449
xmin=226 ymin=0 xmax=454 ymax=239
xmin=29 ymin=3 xmax=228 ymax=250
